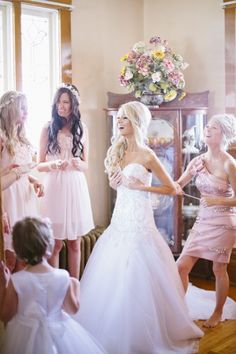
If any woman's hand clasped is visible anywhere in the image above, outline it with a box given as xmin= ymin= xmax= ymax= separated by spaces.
xmin=33 ymin=181 xmax=44 ymax=198
xmin=173 ymin=182 xmax=183 ymax=196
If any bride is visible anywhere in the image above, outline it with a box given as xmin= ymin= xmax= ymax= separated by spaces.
xmin=74 ymin=101 xmax=203 ymax=354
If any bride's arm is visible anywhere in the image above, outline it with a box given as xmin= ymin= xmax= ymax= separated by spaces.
xmin=127 ymin=151 xmax=177 ymax=195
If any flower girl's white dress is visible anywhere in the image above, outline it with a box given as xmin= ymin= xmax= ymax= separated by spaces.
xmin=74 ymin=163 xmax=203 ymax=354
xmin=0 ymin=268 xmax=106 ymax=354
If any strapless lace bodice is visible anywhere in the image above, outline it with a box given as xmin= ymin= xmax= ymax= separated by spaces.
xmin=46 ymin=131 xmax=74 ymax=161
xmin=110 ymin=163 xmax=156 ymax=233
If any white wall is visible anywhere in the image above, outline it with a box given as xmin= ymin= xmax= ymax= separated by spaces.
xmin=71 ymin=0 xmax=225 ymax=227
xmin=143 ymin=0 xmax=225 ymax=116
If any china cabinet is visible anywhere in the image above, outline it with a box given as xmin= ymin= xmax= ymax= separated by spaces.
xmin=105 ymin=91 xmax=209 ymax=255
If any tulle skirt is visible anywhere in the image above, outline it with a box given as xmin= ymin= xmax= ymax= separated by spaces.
xmin=74 ymin=224 xmax=203 ymax=354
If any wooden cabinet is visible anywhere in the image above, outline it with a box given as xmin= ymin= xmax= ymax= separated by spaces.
xmin=105 ymin=91 xmax=209 ymax=255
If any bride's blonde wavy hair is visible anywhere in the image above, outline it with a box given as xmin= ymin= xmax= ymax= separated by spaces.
xmin=0 ymin=91 xmax=30 ymax=156
xmin=104 ymin=101 xmax=151 ymax=174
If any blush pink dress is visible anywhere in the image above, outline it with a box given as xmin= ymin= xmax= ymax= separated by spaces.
xmin=179 ymin=155 xmax=236 ymax=264
xmin=40 ymin=124 xmax=94 ymax=239
xmin=0 ymin=129 xmax=38 ymax=251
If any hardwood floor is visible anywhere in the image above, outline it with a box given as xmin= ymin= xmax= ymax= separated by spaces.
xmin=190 ymin=277 xmax=236 ymax=354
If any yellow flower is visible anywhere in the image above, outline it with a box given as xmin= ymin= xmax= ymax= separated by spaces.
xmin=134 ymin=90 xmax=142 ymax=98
xmin=160 ymin=82 xmax=169 ymax=91
xmin=120 ymin=66 xmax=126 ymax=76
xmin=178 ymin=91 xmax=186 ymax=100
xmin=120 ymin=54 xmax=129 ymax=62
xmin=152 ymin=50 xmax=165 ymax=60
xmin=164 ymin=90 xmax=177 ymax=102
xmin=148 ymin=83 xmax=157 ymax=92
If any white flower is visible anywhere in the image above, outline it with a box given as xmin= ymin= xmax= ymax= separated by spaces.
xmin=152 ymin=71 xmax=162 ymax=83
xmin=181 ymin=62 xmax=189 ymax=70
xmin=124 ymin=67 xmax=133 ymax=80
xmin=155 ymin=44 xmax=166 ymax=53
xmin=132 ymin=41 xmax=146 ymax=53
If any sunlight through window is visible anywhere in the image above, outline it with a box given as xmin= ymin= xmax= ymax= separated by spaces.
xmin=21 ymin=5 xmax=60 ymax=151
xmin=0 ymin=1 xmax=14 ymax=93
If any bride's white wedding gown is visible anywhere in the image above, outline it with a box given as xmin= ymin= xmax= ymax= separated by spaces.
xmin=75 ymin=163 xmax=203 ymax=354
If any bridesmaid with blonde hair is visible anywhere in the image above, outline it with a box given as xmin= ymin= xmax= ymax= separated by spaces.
xmin=177 ymin=114 xmax=236 ymax=327
xmin=0 ymin=91 xmax=44 ymax=272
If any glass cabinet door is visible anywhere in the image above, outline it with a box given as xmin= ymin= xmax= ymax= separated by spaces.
xmin=181 ymin=110 xmax=207 ymax=246
xmin=147 ymin=109 xmax=181 ymax=253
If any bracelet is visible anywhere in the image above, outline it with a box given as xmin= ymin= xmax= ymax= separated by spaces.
xmin=12 ymin=168 xmax=21 ymax=180
xmin=48 ymin=162 xmax=58 ymax=171
xmin=48 ymin=163 xmax=54 ymax=171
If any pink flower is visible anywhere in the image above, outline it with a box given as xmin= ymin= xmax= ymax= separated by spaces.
xmin=162 ymin=58 xmax=175 ymax=73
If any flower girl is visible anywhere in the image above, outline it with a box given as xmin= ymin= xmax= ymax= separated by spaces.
xmin=0 ymin=217 xmax=106 ymax=354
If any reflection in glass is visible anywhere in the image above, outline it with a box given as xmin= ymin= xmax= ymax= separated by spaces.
xmin=147 ymin=118 xmax=175 ymax=246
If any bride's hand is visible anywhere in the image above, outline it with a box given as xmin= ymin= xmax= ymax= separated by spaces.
xmin=109 ymin=169 xmax=123 ymax=190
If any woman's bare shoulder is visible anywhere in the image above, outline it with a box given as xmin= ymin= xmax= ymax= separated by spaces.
xmin=224 ymin=152 xmax=236 ymax=173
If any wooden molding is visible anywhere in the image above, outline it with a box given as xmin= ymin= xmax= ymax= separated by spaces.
xmin=107 ymin=91 xmax=209 ymax=110
xmin=225 ymin=7 xmax=236 ymax=115
xmin=60 ymin=9 xmax=72 ymax=84
xmin=13 ymin=1 xmax=22 ymax=91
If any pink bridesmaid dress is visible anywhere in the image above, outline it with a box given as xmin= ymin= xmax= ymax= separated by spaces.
xmin=40 ymin=125 xmax=94 ymax=240
xmin=179 ymin=155 xmax=236 ymax=263
xmin=0 ymin=129 xmax=38 ymax=251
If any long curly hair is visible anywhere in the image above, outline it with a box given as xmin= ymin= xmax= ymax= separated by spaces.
xmin=0 ymin=91 xmax=31 ymax=156
xmin=46 ymin=84 xmax=83 ymax=157
xmin=104 ymin=101 xmax=151 ymax=174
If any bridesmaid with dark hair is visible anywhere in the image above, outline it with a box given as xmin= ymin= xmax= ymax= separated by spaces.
xmin=38 ymin=83 xmax=94 ymax=278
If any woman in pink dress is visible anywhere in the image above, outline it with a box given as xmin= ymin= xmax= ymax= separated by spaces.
xmin=176 ymin=114 xmax=236 ymax=327
xmin=0 ymin=91 xmax=44 ymax=272
xmin=38 ymin=83 xmax=94 ymax=278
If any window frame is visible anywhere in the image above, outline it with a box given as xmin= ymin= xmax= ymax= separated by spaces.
xmin=6 ymin=0 xmax=72 ymax=90
xmin=0 ymin=1 xmax=14 ymax=91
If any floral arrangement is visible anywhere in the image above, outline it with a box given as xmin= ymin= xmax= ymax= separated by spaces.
xmin=119 ymin=36 xmax=188 ymax=103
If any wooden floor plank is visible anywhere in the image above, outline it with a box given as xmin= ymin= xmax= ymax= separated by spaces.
xmin=191 ymin=277 xmax=236 ymax=354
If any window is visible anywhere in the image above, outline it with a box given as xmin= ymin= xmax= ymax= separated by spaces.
xmin=0 ymin=1 xmax=14 ymax=92
xmin=21 ymin=5 xmax=60 ymax=146
xmin=0 ymin=0 xmax=72 ymax=147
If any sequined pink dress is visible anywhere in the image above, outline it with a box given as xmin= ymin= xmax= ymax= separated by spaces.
xmin=40 ymin=125 xmax=94 ymax=239
xmin=0 ymin=129 xmax=38 ymax=251
xmin=180 ymin=155 xmax=236 ymax=263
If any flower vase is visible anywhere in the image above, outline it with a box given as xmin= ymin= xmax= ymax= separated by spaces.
xmin=139 ymin=93 xmax=164 ymax=106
